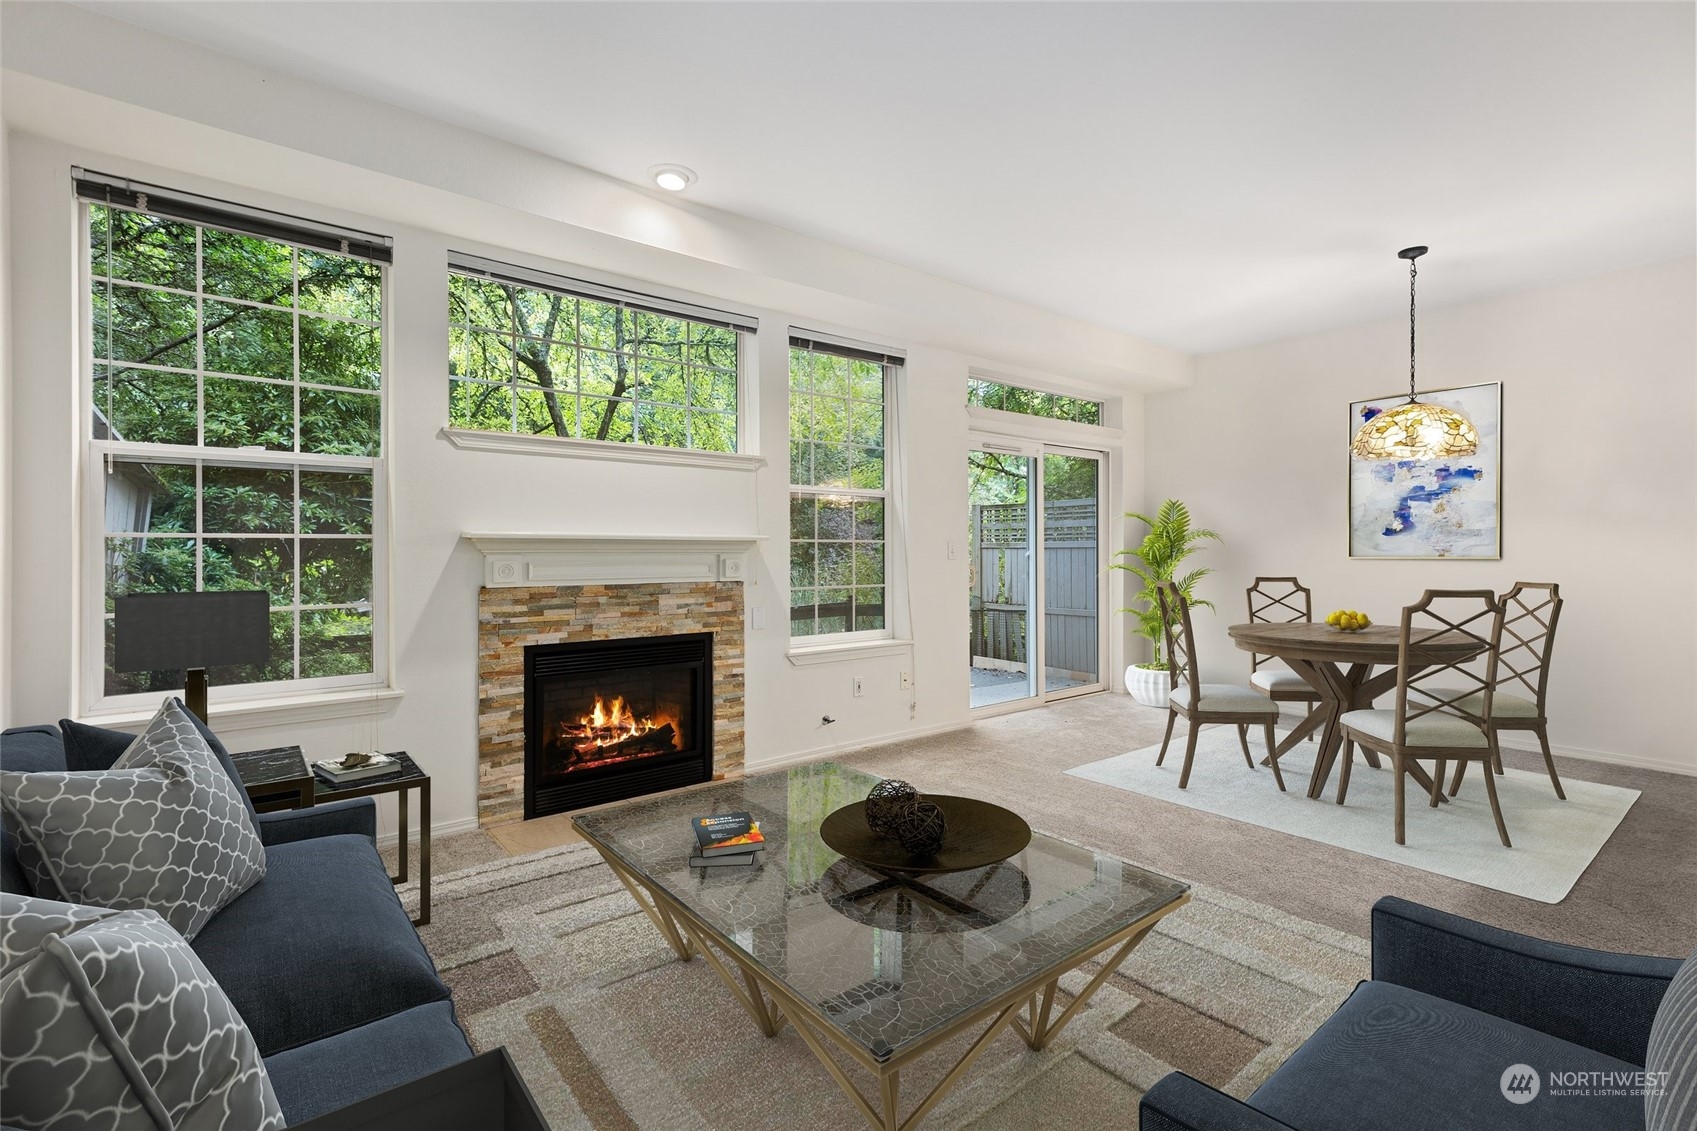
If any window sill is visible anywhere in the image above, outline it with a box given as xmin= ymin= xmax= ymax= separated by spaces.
xmin=440 ymin=427 xmax=766 ymax=472
xmin=79 ymin=686 xmax=405 ymax=734
xmin=786 ymin=639 xmax=915 ymax=666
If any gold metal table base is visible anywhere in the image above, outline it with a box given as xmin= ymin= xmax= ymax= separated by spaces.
xmin=584 ymin=834 xmax=1189 ymax=1131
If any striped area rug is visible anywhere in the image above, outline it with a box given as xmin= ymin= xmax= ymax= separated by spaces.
xmin=403 ymin=842 xmax=1368 ymax=1130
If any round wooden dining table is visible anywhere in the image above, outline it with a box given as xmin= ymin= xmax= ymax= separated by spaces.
xmin=1226 ymin=622 xmax=1484 ymax=801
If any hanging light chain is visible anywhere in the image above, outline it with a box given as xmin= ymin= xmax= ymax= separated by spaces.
xmin=1407 ymin=256 xmax=1418 ymax=401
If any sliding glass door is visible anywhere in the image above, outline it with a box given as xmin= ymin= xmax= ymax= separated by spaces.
xmin=1042 ymin=450 xmax=1102 ymax=695
xmin=968 ymin=441 xmax=1104 ymax=711
xmin=968 ymin=447 xmax=1036 ymax=707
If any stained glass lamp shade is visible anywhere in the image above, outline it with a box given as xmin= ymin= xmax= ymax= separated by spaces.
xmin=1350 ymin=246 xmax=1478 ymax=462
xmin=1350 ymin=400 xmax=1479 ymax=461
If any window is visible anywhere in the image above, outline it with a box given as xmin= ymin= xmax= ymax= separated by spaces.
xmin=788 ymin=335 xmax=901 ymax=639
xmin=82 ymin=173 xmax=388 ymax=700
xmin=967 ymin=378 xmax=1102 ymax=425
xmin=447 ymin=257 xmax=750 ymax=453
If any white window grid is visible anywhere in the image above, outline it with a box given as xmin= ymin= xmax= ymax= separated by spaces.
xmin=966 ymin=377 xmax=1104 ymax=426
xmin=788 ymin=347 xmax=894 ymax=644
xmin=91 ymin=208 xmax=382 ymax=456
xmin=447 ymin=270 xmax=741 ymax=453
xmin=100 ymin=455 xmax=377 ymax=690
xmin=81 ymin=201 xmax=389 ymax=712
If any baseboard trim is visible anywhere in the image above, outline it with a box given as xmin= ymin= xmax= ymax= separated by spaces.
xmin=745 ymin=718 xmax=974 ymax=772
xmin=1493 ymin=735 xmax=1697 ymax=778
xmin=376 ymin=814 xmax=481 ymax=849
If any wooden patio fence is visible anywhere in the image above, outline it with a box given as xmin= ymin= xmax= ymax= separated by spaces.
xmin=970 ymin=498 xmax=1099 ymax=681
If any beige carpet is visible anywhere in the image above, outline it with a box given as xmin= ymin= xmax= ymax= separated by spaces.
xmin=400 ymin=841 xmax=1368 ymax=1130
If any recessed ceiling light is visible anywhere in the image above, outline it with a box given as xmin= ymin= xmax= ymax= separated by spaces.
xmin=649 ymin=164 xmax=696 ymax=192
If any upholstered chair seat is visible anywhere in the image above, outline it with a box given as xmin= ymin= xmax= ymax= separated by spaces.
xmin=1249 ymin=668 xmax=1312 ymax=695
xmin=1339 ymin=708 xmax=1491 ymax=749
xmin=1175 ymin=683 xmax=1281 ymax=715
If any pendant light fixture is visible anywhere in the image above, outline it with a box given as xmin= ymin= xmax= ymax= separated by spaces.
xmin=1349 ymin=246 xmax=1479 ymax=461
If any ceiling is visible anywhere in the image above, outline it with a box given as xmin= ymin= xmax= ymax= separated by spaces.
xmin=80 ymin=2 xmax=1695 ymax=354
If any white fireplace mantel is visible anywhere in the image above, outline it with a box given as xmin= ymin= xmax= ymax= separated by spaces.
xmin=463 ymin=532 xmax=766 ymax=588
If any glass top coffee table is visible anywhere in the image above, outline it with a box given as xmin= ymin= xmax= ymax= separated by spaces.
xmin=572 ymin=762 xmax=1190 ymax=1131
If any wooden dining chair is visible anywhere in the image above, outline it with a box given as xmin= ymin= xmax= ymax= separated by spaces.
xmin=1337 ymin=590 xmax=1510 ymax=847
xmin=1245 ymin=577 xmax=1323 ymax=718
xmin=1446 ymin=582 xmax=1566 ymax=800
xmin=1155 ymin=581 xmax=1286 ymax=791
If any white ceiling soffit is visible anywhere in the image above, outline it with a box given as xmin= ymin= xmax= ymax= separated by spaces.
xmin=55 ymin=2 xmax=1697 ymax=354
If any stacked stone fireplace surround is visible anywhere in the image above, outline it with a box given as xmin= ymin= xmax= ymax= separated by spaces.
xmin=476 ymin=581 xmax=745 ymax=826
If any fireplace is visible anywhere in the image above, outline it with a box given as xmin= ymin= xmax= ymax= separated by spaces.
xmin=523 ymin=631 xmax=714 ymax=818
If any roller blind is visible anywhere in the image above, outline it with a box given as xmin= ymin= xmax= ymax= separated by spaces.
xmin=789 ymin=330 xmax=906 ymax=368
xmin=74 ymin=168 xmax=393 ymax=263
xmin=449 ymin=252 xmax=759 ymax=334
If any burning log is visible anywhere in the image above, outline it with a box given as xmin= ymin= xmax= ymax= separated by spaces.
xmin=580 ymin=722 xmax=674 ymax=757
xmin=552 ymin=722 xmax=677 ymax=767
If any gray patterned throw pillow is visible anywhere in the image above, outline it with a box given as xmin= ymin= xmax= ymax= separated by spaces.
xmin=0 ymin=892 xmax=284 ymax=1131
xmin=0 ymin=699 xmax=266 ymax=940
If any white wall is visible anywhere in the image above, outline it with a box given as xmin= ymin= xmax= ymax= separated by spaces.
xmin=0 ymin=122 xmax=11 ymax=724
xmin=1147 ymin=258 xmax=1697 ymax=774
xmin=0 ymin=10 xmax=1156 ymax=839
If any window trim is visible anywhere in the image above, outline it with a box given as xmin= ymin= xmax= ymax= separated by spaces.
xmin=786 ymin=337 xmax=903 ymax=648
xmin=77 ymin=197 xmax=394 ymax=717
xmin=438 ymin=426 xmax=766 ymax=471
xmin=966 ymin=373 xmax=1110 ymax=428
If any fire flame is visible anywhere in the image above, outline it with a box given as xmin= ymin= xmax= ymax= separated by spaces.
xmin=557 ymin=695 xmax=678 ymax=756
xmin=583 ymin=695 xmax=650 ymax=739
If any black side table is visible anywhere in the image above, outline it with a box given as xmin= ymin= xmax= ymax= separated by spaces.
xmin=230 ymin=746 xmax=315 ymax=813
xmin=312 ymin=752 xmax=432 ymax=926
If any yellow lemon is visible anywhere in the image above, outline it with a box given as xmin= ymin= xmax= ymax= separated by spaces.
xmin=1326 ymin=611 xmax=1341 ymax=626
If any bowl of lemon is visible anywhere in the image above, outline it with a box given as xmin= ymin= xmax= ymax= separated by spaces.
xmin=1326 ymin=610 xmax=1371 ymax=632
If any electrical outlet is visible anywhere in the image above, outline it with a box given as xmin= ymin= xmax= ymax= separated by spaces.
xmin=852 ymin=675 xmax=865 ymax=698
xmin=899 ymin=671 xmax=913 ymax=690
xmin=948 ymin=540 xmax=959 ymax=560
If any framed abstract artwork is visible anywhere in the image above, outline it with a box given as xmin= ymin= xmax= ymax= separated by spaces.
xmin=1348 ymin=382 xmax=1501 ymax=559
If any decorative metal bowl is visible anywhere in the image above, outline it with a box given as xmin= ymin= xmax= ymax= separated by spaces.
xmin=820 ymin=796 xmax=1032 ymax=876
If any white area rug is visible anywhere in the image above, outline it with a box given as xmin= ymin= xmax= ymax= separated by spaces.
xmin=1066 ymin=726 xmax=1640 ymax=903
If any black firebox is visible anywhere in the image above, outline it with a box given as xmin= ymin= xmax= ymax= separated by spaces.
xmin=522 ymin=632 xmax=714 ymax=819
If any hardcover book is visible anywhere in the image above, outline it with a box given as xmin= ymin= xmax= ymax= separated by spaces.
xmin=313 ymin=753 xmax=399 ymax=783
xmin=692 ymin=812 xmax=766 ymax=856
xmin=688 ymin=851 xmax=763 ymax=869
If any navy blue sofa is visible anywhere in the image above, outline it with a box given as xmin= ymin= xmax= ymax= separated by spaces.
xmin=1 ymin=722 xmax=475 ymax=1126
xmin=1141 ymin=895 xmax=1690 ymax=1131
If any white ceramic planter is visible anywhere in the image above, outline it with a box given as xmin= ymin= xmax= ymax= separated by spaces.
xmin=1124 ymin=663 xmax=1171 ymax=708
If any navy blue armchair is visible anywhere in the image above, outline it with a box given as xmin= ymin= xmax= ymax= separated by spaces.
xmin=1141 ymin=896 xmax=1691 ymax=1131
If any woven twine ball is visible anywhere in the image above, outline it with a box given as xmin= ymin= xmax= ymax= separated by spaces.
xmin=894 ymin=799 xmax=948 ymax=857
xmin=865 ymin=779 xmax=919 ymax=837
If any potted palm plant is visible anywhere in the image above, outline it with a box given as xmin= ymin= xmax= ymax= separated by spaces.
xmin=1112 ymin=499 xmax=1222 ymax=707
